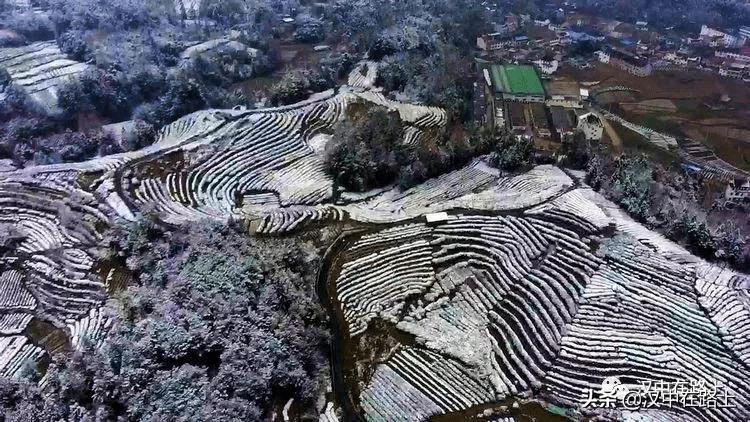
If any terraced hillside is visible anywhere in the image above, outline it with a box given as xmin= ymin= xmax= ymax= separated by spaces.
xmin=0 ymin=41 xmax=90 ymax=112
xmin=324 ymin=177 xmax=750 ymax=421
xmin=112 ymin=88 xmax=446 ymax=226
xmin=0 ymin=83 xmax=449 ymax=378
xmin=1 ymin=59 xmax=749 ymax=422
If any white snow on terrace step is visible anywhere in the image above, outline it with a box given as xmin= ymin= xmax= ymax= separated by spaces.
xmin=339 ymin=163 xmax=572 ymax=225
xmin=525 ymin=187 xmax=612 ymax=232
xmin=0 ymin=41 xmax=90 ymax=112
xmin=1 ymin=63 xmax=749 ymax=422
xmin=307 ymin=133 xmax=331 ymax=154
xmin=67 ymin=306 xmax=114 ymax=350
xmin=579 ymin=188 xmax=692 ymax=257
xmin=0 ymin=84 xmax=452 ymax=378
xmin=347 ymin=61 xmax=379 ymax=89
xmin=318 ymin=402 xmax=339 ymax=422
xmin=327 ymin=177 xmax=750 ymax=422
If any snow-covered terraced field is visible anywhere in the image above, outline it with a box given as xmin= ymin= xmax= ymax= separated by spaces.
xmin=347 ymin=61 xmax=378 ymax=89
xmin=0 ymin=168 xmax=109 ymax=375
xmin=0 ymin=41 xmax=90 ymax=111
xmin=325 ymin=185 xmax=750 ymax=422
xmin=338 ymin=163 xmax=572 ymax=224
xmin=115 ymin=87 xmax=448 ymax=225
xmin=0 ymin=82 xmax=449 ymax=376
xmin=1 ymin=58 xmax=749 ymax=422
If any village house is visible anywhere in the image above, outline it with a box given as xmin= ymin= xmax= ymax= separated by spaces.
xmin=600 ymin=48 xmax=653 ymax=76
xmin=726 ymin=179 xmax=750 ymax=201
xmin=718 ymin=62 xmax=747 ymax=79
xmin=530 ymin=102 xmax=552 ymax=139
xmin=665 ymin=52 xmax=688 ymax=66
xmin=715 ymin=47 xmax=750 ymax=64
xmin=700 ymin=25 xmax=740 ymax=48
xmin=477 ymin=33 xmax=506 ymax=51
xmin=575 ymin=112 xmax=603 ymax=141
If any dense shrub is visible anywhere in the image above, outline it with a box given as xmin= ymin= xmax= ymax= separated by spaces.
xmin=2 ymin=116 xmax=55 ymax=143
xmin=0 ymin=12 xmax=55 ymax=42
xmin=612 ymin=155 xmax=654 ymax=221
xmin=56 ymin=29 xmax=89 ymax=61
xmin=0 ymin=219 xmax=330 ymax=420
xmin=57 ymin=69 xmax=131 ymax=122
xmin=115 ymin=119 xmax=156 ymax=151
xmin=558 ymin=129 xmax=590 ymax=170
xmin=0 ymin=68 xmax=10 ymax=88
xmin=197 ymin=0 xmax=246 ymax=26
xmin=37 ymin=130 xmax=99 ymax=162
xmin=375 ymin=58 xmax=408 ymax=92
xmin=250 ymin=49 xmax=277 ymax=77
xmin=270 ymin=70 xmax=309 ymax=106
xmin=319 ymin=52 xmax=356 ymax=80
xmin=587 ymin=149 xmax=750 ymax=270
xmin=680 ymin=214 xmax=715 ymax=257
xmin=375 ymin=48 xmax=474 ymax=123
xmin=325 ymin=106 xmax=406 ymax=193
xmin=124 ymin=66 xmax=165 ymax=104
xmin=0 ymin=376 xmax=63 ymax=420
xmin=325 ymin=106 xmax=497 ymax=194
xmin=133 ymin=73 xmax=206 ymax=128
xmin=490 ymin=133 xmax=534 ymax=172
xmin=368 ymin=33 xmax=402 ymax=61
xmin=0 ymin=30 xmax=25 ymax=47
xmin=48 ymin=0 xmax=167 ymax=33
xmin=293 ymin=18 xmax=326 ymax=44
xmin=714 ymin=225 xmax=749 ymax=267
xmin=0 ymin=120 xmax=105 ymax=165
xmin=307 ymin=68 xmax=335 ymax=92
xmin=183 ymin=43 xmax=256 ymax=87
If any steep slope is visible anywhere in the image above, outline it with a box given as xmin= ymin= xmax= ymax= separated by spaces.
xmin=0 ymin=83 xmax=449 ymax=375
xmin=0 ymin=41 xmax=90 ymax=112
xmin=324 ymin=185 xmax=750 ymax=421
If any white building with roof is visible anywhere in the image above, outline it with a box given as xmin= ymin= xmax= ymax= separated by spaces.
xmin=726 ymin=179 xmax=750 ymax=201
xmin=576 ymin=112 xmax=603 ymax=141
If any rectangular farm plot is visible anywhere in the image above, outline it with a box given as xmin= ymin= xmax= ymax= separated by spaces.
xmin=490 ymin=64 xmax=545 ymax=97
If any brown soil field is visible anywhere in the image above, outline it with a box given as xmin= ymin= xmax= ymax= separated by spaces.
xmin=559 ymin=63 xmax=750 ymax=170
xmin=620 ymin=98 xmax=677 ymax=114
xmin=599 ymin=116 xmax=623 ymax=154
xmin=609 ymin=119 xmax=681 ymax=165
xmin=596 ymin=90 xmax=638 ymax=104
xmin=681 ymin=125 xmax=750 ymax=171
xmin=559 ymin=63 xmax=750 ymax=104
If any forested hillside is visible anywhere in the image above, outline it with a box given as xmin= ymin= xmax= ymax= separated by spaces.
xmin=0 ymin=0 xmax=490 ymax=168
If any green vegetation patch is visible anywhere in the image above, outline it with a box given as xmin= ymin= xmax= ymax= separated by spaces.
xmin=490 ymin=64 xmax=544 ymax=96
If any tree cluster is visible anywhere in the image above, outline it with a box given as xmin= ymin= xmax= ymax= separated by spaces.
xmin=587 ymin=152 xmax=750 ymax=269
xmin=557 ymin=129 xmax=591 ymax=170
xmin=489 ymin=131 xmax=535 ymax=172
xmin=581 ymin=0 xmax=749 ymax=31
xmin=324 ymin=106 xmax=406 ymax=193
xmin=293 ymin=18 xmax=326 ymax=44
xmin=374 ymin=46 xmax=479 ymax=124
xmin=325 ymin=105 xmax=500 ymax=194
xmin=0 ymin=219 xmax=331 ymax=421
xmin=0 ymin=0 xmax=498 ymax=170
xmin=266 ymin=52 xmax=354 ymax=108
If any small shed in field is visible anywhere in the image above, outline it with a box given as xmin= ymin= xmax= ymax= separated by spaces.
xmin=424 ymin=212 xmax=451 ymax=225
